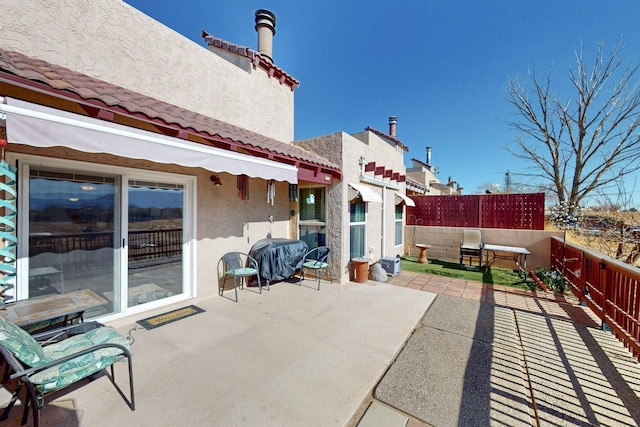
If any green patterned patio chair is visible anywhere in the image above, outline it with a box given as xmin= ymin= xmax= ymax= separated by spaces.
xmin=0 ymin=318 xmax=134 ymax=426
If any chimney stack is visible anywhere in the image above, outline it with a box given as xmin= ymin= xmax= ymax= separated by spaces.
xmin=389 ymin=116 xmax=397 ymax=137
xmin=255 ymin=9 xmax=276 ymax=62
xmin=426 ymin=146 xmax=432 ymax=166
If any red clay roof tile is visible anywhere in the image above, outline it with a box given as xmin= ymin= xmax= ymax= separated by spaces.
xmin=364 ymin=126 xmax=409 ymax=151
xmin=201 ymin=31 xmax=299 ymax=90
xmin=0 ymin=48 xmax=337 ymax=173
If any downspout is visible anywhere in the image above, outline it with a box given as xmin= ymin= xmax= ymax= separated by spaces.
xmin=359 ymin=158 xmax=399 ymax=258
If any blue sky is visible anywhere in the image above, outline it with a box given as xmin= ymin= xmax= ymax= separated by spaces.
xmin=125 ymin=1 xmax=640 ymax=202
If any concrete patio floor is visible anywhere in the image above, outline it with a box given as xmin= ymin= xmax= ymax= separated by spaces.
xmin=1 ymin=278 xmax=435 ymax=426
xmin=358 ymin=272 xmax=640 ymax=427
xmin=2 ymin=271 xmax=640 ymax=426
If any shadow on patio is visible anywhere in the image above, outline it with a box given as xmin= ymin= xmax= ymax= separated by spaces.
xmin=371 ymin=273 xmax=640 ymax=426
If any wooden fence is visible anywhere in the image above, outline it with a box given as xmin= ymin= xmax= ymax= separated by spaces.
xmin=551 ymin=237 xmax=640 ymax=360
xmin=407 ymin=193 xmax=545 ymax=230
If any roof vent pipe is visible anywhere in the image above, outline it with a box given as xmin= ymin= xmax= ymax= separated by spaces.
xmin=389 ymin=116 xmax=397 ymax=137
xmin=255 ymin=9 xmax=276 ymax=63
xmin=426 ymin=146 xmax=432 ymax=166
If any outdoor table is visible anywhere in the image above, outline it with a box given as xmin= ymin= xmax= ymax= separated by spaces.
xmin=0 ymin=289 xmax=107 ymax=332
xmin=483 ymin=244 xmax=531 ymax=279
xmin=249 ymin=238 xmax=308 ymax=285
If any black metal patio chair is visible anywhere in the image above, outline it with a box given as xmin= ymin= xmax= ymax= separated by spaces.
xmin=298 ymin=246 xmax=332 ymax=290
xmin=217 ymin=252 xmax=264 ymax=302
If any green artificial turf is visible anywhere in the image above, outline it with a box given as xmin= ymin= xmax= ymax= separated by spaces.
xmin=400 ymin=256 xmax=536 ymax=291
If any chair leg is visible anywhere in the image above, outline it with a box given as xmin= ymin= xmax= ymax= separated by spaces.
xmin=0 ymin=383 xmax=21 ymax=421
xmin=21 ymin=384 xmax=39 ymax=427
xmin=114 ymin=351 xmax=136 ymax=411
xmin=127 ymin=353 xmax=136 ymax=411
xmin=233 ymin=277 xmax=238 ymax=302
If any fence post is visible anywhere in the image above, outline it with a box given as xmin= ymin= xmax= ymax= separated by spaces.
xmin=600 ymin=260 xmax=611 ymax=332
xmin=581 ymin=256 xmax=588 ymax=306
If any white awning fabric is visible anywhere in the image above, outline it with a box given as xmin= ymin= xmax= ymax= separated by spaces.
xmin=395 ymin=192 xmax=416 ymax=207
xmin=1 ymin=97 xmax=298 ymax=183
xmin=348 ymin=183 xmax=383 ymax=203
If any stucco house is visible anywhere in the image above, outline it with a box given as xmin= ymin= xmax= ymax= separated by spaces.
xmin=295 ymin=116 xmax=415 ymax=280
xmin=0 ymin=2 xmax=344 ymax=321
xmin=406 ymin=146 xmax=463 ymax=196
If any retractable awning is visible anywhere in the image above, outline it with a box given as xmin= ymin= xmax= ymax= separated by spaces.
xmin=348 ymin=183 xmax=383 ymax=203
xmin=395 ymin=192 xmax=416 ymax=207
xmin=0 ymin=97 xmax=298 ymax=183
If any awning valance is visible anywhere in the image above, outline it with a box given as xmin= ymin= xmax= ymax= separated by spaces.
xmin=0 ymin=97 xmax=298 ymax=183
xmin=348 ymin=183 xmax=383 ymax=203
xmin=395 ymin=192 xmax=415 ymax=207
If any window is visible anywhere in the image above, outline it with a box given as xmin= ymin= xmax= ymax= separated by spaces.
xmin=395 ymin=204 xmax=404 ymax=246
xmin=350 ymin=197 xmax=366 ymax=259
xmin=299 ymin=188 xmax=325 ymax=221
xmin=299 ymin=187 xmax=326 ymax=248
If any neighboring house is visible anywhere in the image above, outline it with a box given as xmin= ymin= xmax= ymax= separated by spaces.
xmin=295 ymin=117 xmax=415 ymax=282
xmin=0 ymin=3 xmax=341 ymax=321
xmin=406 ymin=147 xmax=463 ymax=195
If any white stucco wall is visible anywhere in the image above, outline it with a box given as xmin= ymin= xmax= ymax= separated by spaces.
xmin=0 ymin=0 xmax=294 ymax=142
xmin=345 ymin=131 xmax=407 ymax=260
xmin=8 ymin=144 xmax=293 ymax=300
xmin=296 ymin=130 xmax=409 ymax=283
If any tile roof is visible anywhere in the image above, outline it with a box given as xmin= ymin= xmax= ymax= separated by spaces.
xmin=364 ymin=126 xmax=408 ymax=151
xmin=0 ymin=48 xmax=338 ymax=174
xmin=201 ymin=31 xmax=300 ymax=91
xmin=411 ymin=157 xmax=431 ymax=169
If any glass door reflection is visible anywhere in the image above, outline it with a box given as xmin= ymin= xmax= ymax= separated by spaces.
xmin=127 ymin=181 xmax=183 ymax=307
xmin=28 ymin=170 xmax=116 ymax=316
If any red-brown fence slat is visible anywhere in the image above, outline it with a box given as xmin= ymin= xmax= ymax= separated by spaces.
xmin=552 ymin=236 xmax=640 ymax=361
xmin=407 ymin=192 xmax=544 ymax=230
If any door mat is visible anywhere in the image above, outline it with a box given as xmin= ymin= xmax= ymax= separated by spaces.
xmin=136 ymin=305 xmax=205 ymax=330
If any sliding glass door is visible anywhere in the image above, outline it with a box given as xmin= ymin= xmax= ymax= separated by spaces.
xmin=23 ymin=159 xmax=191 ymax=318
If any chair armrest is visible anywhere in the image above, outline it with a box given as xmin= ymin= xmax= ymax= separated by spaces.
xmin=10 ymin=342 xmax=131 ymax=380
xmin=246 ymin=254 xmax=260 ymax=270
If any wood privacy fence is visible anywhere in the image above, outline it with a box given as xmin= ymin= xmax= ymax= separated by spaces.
xmin=407 ymin=193 xmax=545 ymax=230
xmin=551 ymin=237 xmax=640 ymax=360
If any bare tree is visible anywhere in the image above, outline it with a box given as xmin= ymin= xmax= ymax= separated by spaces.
xmin=576 ymin=178 xmax=640 ymax=265
xmin=505 ymin=39 xmax=640 ymax=208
